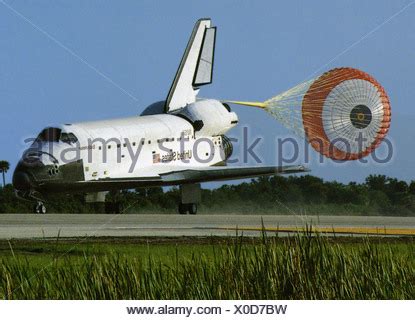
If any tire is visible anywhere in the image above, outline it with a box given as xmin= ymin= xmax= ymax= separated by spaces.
xmin=188 ymin=203 xmax=197 ymax=215
xmin=178 ymin=203 xmax=188 ymax=215
xmin=34 ymin=202 xmax=46 ymax=214
xmin=39 ymin=204 xmax=47 ymax=214
xmin=105 ymin=202 xmax=121 ymax=214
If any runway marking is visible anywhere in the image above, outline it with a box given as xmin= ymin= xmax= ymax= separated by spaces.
xmin=107 ymin=226 xmax=415 ymax=236
xmin=215 ymin=226 xmax=415 ymax=236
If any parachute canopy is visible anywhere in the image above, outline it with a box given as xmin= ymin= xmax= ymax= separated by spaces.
xmin=227 ymin=67 xmax=391 ymax=161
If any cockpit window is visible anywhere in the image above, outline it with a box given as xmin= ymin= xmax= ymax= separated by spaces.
xmin=36 ymin=128 xmax=79 ymax=144
xmin=60 ymin=132 xmax=78 ymax=144
xmin=36 ymin=127 xmax=62 ymax=142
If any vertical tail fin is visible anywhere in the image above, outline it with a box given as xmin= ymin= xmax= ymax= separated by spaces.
xmin=165 ymin=18 xmax=216 ymax=113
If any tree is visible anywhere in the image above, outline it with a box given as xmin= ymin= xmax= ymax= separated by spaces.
xmin=0 ymin=160 xmax=10 ymax=187
xmin=409 ymin=181 xmax=415 ymax=195
xmin=365 ymin=174 xmax=388 ymax=192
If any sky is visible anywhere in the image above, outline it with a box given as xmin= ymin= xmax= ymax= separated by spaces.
xmin=1 ymin=0 xmax=414 ymax=185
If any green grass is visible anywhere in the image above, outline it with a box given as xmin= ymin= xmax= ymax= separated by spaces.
xmin=1 ymin=234 xmax=415 ymax=299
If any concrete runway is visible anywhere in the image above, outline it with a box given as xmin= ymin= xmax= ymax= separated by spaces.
xmin=1 ymin=214 xmax=415 ymax=239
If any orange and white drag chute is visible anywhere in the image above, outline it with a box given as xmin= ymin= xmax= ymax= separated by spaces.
xmin=301 ymin=68 xmax=391 ymax=160
xmin=226 ymin=67 xmax=391 ymax=161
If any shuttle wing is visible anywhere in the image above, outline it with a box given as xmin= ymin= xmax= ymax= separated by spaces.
xmin=165 ymin=18 xmax=216 ymax=113
xmin=39 ymin=165 xmax=308 ymax=193
xmin=158 ymin=165 xmax=309 ymax=184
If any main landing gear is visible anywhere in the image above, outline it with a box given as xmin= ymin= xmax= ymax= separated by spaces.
xmin=178 ymin=183 xmax=201 ymax=215
xmin=178 ymin=203 xmax=198 ymax=215
xmin=33 ymin=201 xmax=47 ymax=214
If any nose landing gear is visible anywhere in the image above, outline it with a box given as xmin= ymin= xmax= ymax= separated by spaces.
xmin=33 ymin=201 xmax=47 ymax=214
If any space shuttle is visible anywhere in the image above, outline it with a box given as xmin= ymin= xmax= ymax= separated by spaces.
xmin=13 ymin=18 xmax=307 ymax=214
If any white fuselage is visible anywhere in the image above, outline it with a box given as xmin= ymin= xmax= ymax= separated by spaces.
xmin=41 ymin=99 xmax=238 ymax=181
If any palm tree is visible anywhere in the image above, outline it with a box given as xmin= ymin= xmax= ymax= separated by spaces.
xmin=0 ymin=160 xmax=10 ymax=187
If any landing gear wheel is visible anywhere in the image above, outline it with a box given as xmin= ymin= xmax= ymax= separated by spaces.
xmin=178 ymin=203 xmax=197 ymax=215
xmin=105 ymin=202 xmax=121 ymax=214
xmin=33 ymin=202 xmax=46 ymax=214
xmin=188 ymin=203 xmax=197 ymax=215
xmin=178 ymin=203 xmax=188 ymax=215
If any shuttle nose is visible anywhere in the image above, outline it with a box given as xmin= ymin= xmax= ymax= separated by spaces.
xmin=12 ymin=157 xmax=43 ymax=191
xmin=12 ymin=170 xmax=33 ymax=191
